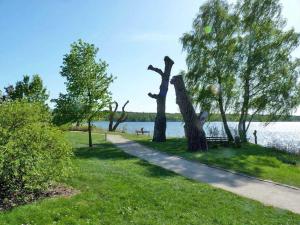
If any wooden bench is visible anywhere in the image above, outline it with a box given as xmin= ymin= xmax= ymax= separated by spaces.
xmin=206 ymin=137 xmax=229 ymax=145
xmin=136 ymin=130 xmax=150 ymax=136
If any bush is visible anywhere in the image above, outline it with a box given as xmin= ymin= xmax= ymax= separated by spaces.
xmin=0 ymin=101 xmax=72 ymax=203
xmin=0 ymin=101 xmax=50 ymax=145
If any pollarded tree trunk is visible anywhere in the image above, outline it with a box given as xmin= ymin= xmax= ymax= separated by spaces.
xmin=148 ymin=56 xmax=174 ymax=142
xmin=108 ymin=101 xmax=129 ymax=132
xmin=171 ymin=75 xmax=208 ymax=151
xmin=112 ymin=101 xmax=129 ymax=131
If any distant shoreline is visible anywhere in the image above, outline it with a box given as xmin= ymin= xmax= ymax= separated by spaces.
xmin=102 ymin=111 xmax=300 ymax=123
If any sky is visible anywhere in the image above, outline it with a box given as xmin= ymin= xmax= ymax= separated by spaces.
xmin=0 ymin=0 xmax=300 ymax=113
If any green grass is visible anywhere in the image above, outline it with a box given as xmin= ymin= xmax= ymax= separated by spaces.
xmin=0 ymin=131 xmax=299 ymax=224
xmin=123 ymin=133 xmax=300 ymax=188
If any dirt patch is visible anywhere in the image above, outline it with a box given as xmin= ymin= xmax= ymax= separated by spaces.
xmin=0 ymin=184 xmax=79 ymax=211
xmin=44 ymin=184 xmax=79 ymax=198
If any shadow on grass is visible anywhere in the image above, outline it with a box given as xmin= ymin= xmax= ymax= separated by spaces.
xmin=133 ymin=139 xmax=267 ymax=178
xmin=74 ymin=143 xmax=176 ymax=178
xmin=74 ymin=143 xmax=134 ymax=161
xmin=135 ymin=160 xmax=177 ymax=178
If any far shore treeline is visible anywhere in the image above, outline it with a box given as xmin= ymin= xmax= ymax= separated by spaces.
xmin=102 ymin=111 xmax=300 ymax=123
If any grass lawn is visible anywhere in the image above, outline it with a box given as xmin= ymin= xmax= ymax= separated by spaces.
xmin=0 ymin=131 xmax=299 ymax=224
xmin=122 ymin=133 xmax=300 ymax=188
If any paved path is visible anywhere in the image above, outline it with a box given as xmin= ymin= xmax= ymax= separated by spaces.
xmin=107 ymin=135 xmax=300 ymax=214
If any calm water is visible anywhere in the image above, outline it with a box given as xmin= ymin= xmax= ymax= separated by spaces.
xmin=94 ymin=121 xmax=300 ymax=153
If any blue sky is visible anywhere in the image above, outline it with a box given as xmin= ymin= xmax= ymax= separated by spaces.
xmin=0 ymin=0 xmax=299 ymax=113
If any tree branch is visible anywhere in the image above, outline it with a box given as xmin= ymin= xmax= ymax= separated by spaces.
xmin=112 ymin=100 xmax=130 ymax=131
xmin=148 ymin=93 xmax=159 ymax=99
xmin=122 ymin=100 xmax=129 ymax=112
xmin=148 ymin=65 xmax=163 ymax=76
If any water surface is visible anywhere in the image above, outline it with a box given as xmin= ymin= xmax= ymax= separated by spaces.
xmin=94 ymin=121 xmax=300 ymax=153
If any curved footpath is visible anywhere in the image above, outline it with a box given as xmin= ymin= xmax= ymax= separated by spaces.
xmin=107 ymin=135 xmax=300 ymax=214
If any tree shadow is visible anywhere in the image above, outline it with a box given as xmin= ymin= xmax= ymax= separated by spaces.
xmin=135 ymin=160 xmax=177 ymax=178
xmin=74 ymin=143 xmax=134 ymax=161
xmin=74 ymin=143 xmax=176 ymax=179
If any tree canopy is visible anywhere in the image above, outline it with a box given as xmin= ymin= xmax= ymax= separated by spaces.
xmin=52 ymin=39 xmax=114 ymax=146
xmin=182 ymin=0 xmax=300 ymax=142
xmin=2 ymin=75 xmax=49 ymax=104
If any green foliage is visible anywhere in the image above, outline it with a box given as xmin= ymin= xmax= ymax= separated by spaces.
xmin=236 ymin=0 xmax=300 ymax=140
xmin=0 ymin=101 xmax=50 ymax=145
xmin=3 ymin=75 xmax=49 ymax=104
xmin=59 ymin=39 xmax=114 ymax=120
xmin=52 ymin=39 xmax=114 ymax=145
xmin=1 ymin=124 xmax=72 ymax=195
xmin=182 ymin=0 xmax=239 ymax=112
xmin=52 ymin=94 xmax=87 ymax=126
xmin=181 ymin=0 xmax=240 ymax=141
xmin=182 ymin=0 xmax=300 ymax=141
xmin=0 ymin=101 xmax=72 ymax=201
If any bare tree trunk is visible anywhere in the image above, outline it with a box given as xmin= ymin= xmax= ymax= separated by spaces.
xmin=88 ymin=119 xmax=92 ymax=147
xmin=171 ymin=75 xmax=208 ymax=151
xmin=216 ymin=75 xmax=233 ymax=142
xmin=218 ymin=92 xmax=234 ymax=141
xmin=112 ymin=101 xmax=129 ymax=131
xmin=108 ymin=101 xmax=129 ymax=132
xmin=239 ymin=76 xmax=250 ymax=143
xmin=148 ymin=56 xmax=174 ymax=142
xmin=108 ymin=102 xmax=118 ymax=132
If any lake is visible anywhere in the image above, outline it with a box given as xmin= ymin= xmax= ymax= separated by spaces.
xmin=93 ymin=121 xmax=300 ymax=154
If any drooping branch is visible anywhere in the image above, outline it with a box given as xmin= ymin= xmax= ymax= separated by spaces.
xmin=108 ymin=100 xmax=129 ymax=132
xmin=148 ymin=56 xmax=174 ymax=142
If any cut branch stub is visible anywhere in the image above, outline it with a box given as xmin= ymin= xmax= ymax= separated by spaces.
xmin=148 ymin=56 xmax=174 ymax=142
xmin=148 ymin=65 xmax=164 ymax=76
xmin=148 ymin=93 xmax=158 ymax=99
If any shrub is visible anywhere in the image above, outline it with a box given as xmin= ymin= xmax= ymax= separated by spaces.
xmin=0 ymin=101 xmax=50 ymax=145
xmin=0 ymin=101 xmax=72 ymax=202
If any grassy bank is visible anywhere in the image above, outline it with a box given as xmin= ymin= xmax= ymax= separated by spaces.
xmin=0 ymin=131 xmax=299 ymax=224
xmin=123 ymin=133 xmax=300 ymax=188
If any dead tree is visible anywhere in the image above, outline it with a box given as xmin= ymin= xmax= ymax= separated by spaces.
xmin=171 ymin=75 xmax=208 ymax=151
xmin=108 ymin=100 xmax=129 ymax=132
xmin=148 ymin=56 xmax=174 ymax=142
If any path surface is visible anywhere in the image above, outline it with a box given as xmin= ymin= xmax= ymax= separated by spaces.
xmin=107 ymin=135 xmax=300 ymax=214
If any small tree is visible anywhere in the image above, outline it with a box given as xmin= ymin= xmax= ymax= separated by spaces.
xmin=57 ymin=40 xmax=114 ymax=147
xmin=108 ymin=100 xmax=129 ymax=132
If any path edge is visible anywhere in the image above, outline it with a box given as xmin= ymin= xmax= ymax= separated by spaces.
xmin=109 ymin=135 xmax=300 ymax=191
